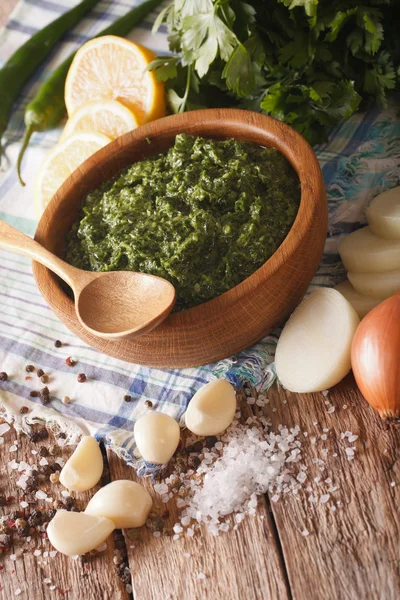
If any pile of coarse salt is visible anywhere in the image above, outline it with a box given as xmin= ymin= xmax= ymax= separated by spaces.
xmin=156 ymin=413 xmax=309 ymax=537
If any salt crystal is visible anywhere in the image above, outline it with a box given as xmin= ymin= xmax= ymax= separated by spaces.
xmin=26 ymin=537 xmax=31 ymax=542
xmin=172 ymin=534 xmax=180 ymax=541
xmin=256 ymin=399 xmax=265 ymax=407
xmin=43 ymin=552 xmax=48 ymax=558
xmin=301 ymin=529 xmax=309 ymax=536
xmin=215 ymin=442 xmax=223 ymax=450
xmin=126 ymin=585 xmax=133 ymax=594
xmin=310 ymin=437 xmax=317 ymax=445
xmin=50 ymin=586 xmax=56 ymax=591
xmin=247 ymin=397 xmax=255 ymax=405
xmin=319 ymin=494 xmax=330 ymax=504
xmin=173 ymin=524 xmax=183 ymax=534
xmin=55 ymin=457 xmax=65 ymax=466
xmin=186 ymin=528 xmax=194 ymax=537
xmin=198 ymin=572 xmax=206 ymax=580
xmin=322 ymin=428 xmax=329 ymax=433
xmin=61 ymin=490 xmax=70 ymax=498
xmin=345 ymin=448 xmax=355 ymax=457
xmin=15 ymin=589 xmax=22 ymax=596
xmin=183 ymin=552 xmax=191 ymax=558
xmin=9 ymin=445 xmax=17 ymax=452
xmin=31 ymin=450 xmax=37 ymax=455
xmin=321 ymin=390 xmax=329 ymax=397
xmin=161 ymin=494 xmax=169 ymax=503
xmin=43 ymin=579 xmax=52 ymax=584
xmin=271 ymin=495 xmax=280 ymax=503
xmin=0 ymin=423 xmax=10 ymax=436
xmin=34 ymin=549 xmax=42 ymax=557
xmin=154 ymin=483 xmax=168 ymax=495
xmin=390 ymin=482 xmax=396 ymax=487
xmin=343 ymin=404 xmax=347 ymax=409
xmin=35 ymin=490 xmax=47 ymax=500
xmin=327 ymin=406 xmax=335 ymax=414
xmin=39 ymin=458 xmax=48 ymax=466
xmin=45 ymin=497 xmax=53 ymax=503
xmin=348 ymin=435 xmax=358 ymax=443
xmin=321 ymin=434 xmax=327 ymax=441
xmin=153 ymin=531 xmax=161 ymax=538
xmin=10 ymin=554 xmax=17 ymax=561
xmin=0 ymin=437 xmax=4 ymax=445
xmin=49 ymin=551 xmax=57 ymax=558
xmin=20 ymin=501 xmax=28 ymax=508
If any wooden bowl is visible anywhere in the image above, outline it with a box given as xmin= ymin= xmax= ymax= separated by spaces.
xmin=33 ymin=109 xmax=327 ymax=368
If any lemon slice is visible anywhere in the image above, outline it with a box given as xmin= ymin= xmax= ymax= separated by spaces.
xmin=65 ymin=35 xmax=166 ymax=124
xmin=34 ymin=132 xmax=110 ymax=218
xmin=60 ymin=100 xmax=139 ymax=141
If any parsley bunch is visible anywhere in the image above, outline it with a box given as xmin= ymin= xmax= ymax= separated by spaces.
xmin=150 ymin=0 xmax=400 ymax=144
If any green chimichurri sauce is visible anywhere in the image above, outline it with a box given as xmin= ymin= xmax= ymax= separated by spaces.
xmin=65 ymin=134 xmax=300 ymax=311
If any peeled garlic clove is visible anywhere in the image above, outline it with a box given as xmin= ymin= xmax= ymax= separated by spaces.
xmin=335 ymin=280 xmax=381 ymax=318
xmin=348 ymin=269 xmax=400 ymax=299
xmin=275 ymin=288 xmax=360 ymax=393
xmin=47 ymin=510 xmax=114 ymax=556
xmin=85 ymin=480 xmax=152 ymax=528
xmin=185 ymin=379 xmax=236 ymax=436
xmin=366 ymin=186 xmax=400 ymax=240
xmin=134 ymin=412 xmax=180 ymax=464
xmin=338 ymin=226 xmax=400 ymax=273
xmin=59 ymin=436 xmax=103 ymax=492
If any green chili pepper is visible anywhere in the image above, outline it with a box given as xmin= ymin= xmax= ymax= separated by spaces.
xmin=17 ymin=0 xmax=164 ymax=186
xmin=0 ymin=0 xmax=100 ymax=170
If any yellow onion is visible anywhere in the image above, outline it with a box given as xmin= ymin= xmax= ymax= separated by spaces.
xmin=351 ymin=292 xmax=400 ymax=418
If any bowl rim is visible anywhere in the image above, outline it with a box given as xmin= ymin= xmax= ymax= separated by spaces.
xmin=34 ymin=108 xmax=325 ymax=325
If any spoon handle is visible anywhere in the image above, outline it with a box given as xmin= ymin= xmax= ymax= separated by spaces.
xmin=0 ymin=219 xmax=79 ymax=288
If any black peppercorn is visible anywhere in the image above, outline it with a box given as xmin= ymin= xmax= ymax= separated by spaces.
xmin=39 ymin=446 xmax=49 ymax=458
xmin=36 ymin=368 xmax=44 ymax=378
xmin=145 ymin=400 xmax=153 ymax=408
xmin=66 ymin=357 xmax=76 ymax=367
xmin=28 ymin=509 xmax=42 ymax=527
xmin=46 ymin=509 xmax=56 ymax=521
xmin=29 ymin=390 xmax=38 ymax=398
xmin=77 ymin=373 xmax=87 ymax=383
xmin=58 ymin=432 xmax=66 ymax=440
xmin=63 ymin=497 xmax=76 ymax=511
xmin=191 ymin=441 xmax=204 ymax=453
xmin=40 ymin=375 xmax=49 ymax=384
xmin=39 ymin=387 xmax=50 ymax=404
xmin=37 ymin=427 xmax=49 ymax=440
xmin=48 ymin=444 xmax=60 ymax=457
xmin=0 ymin=372 xmax=8 ymax=381
xmin=0 ymin=496 xmax=6 ymax=507
xmin=20 ymin=406 xmax=29 ymax=415
xmin=29 ymin=431 xmax=41 ymax=443
xmin=205 ymin=436 xmax=218 ymax=449
xmin=54 ymin=340 xmax=62 ymax=348
xmin=25 ymin=365 xmax=35 ymax=372
xmin=124 ymin=394 xmax=132 ymax=402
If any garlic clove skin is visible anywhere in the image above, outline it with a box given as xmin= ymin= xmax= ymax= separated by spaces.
xmin=338 ymin=226 xmax=400 ymax=273
xmin=348 ymin=269 xmax=400 ymax=300
xmin=47 ymin=510 xmax=114 ymax=556
xmin=59 ymin=436 xmax=103 ymax=492
xmin=185 ymin=379 xmax=236 ymax=436
xmin=366 ymin=186 xmax=400 ymax=240
xmin=335 ymin=280 xmax=381 ymax=318
xmin=85 ymin=480 xmax=152 ymax=528
xmin=275 ymin=289 xmax=360 ymax=393
xmin=134 ymin=412 xmax=180 ymax=464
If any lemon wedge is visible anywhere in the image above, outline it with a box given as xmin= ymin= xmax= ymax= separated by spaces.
xmin=60 ymin=100 xmax=139 ymax=141
xmin=65 ymin=35 xmax=166 ymax=124
xmin=34 ymin=131 xmax=110 ymax=218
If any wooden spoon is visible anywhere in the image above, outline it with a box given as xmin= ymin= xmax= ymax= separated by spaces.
xmin=0 ymin=220 xmax=176 ymax=340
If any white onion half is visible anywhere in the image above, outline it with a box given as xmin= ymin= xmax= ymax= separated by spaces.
xmin=275 ymin=289 xmax=360 ymax=393
xmin=338 ymin=226 xmax=400 ymax=273
xmin=334 ymin=280 xmax=381 ymax=318
xmin=348 ymin=269 xmax=400 ymax=299
xmin=366 ymin=186 xmax=400 ymax=240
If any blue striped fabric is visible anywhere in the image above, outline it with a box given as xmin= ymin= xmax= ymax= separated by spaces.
xmin=0 ymin=1 xmax=399 ymax=466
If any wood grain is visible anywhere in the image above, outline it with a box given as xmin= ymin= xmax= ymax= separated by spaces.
xmin=266 ymin=375 xmax=400 ymax=600
xmin=0 ymin=424 xmax=128 ymax=600
xmin=33 ymin=109 xmax=327 ymax=368
xmin=106 ymin=395 xmax=291 ymax=600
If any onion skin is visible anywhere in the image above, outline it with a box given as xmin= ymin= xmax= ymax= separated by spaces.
xmin=351 ymin=292 xmax=400 ymax=419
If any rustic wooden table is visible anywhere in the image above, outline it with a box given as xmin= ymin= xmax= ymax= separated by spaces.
xmin=1 ymin=2 xmax=399 ymax=599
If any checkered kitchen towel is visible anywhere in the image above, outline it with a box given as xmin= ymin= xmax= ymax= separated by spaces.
xmin=0 ymin=1 xmax=399 ymax=466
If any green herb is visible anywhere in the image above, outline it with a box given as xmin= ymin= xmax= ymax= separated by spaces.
xmin=65 ymin=134 xmax=300 ymax=311
xmin=149 ymin=0 xmax=399 ymax=144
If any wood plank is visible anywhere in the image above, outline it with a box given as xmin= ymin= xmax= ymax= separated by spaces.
xmin=0 ymin=0 xmax=17 ymax=27
xmin=265 ymin=375 xmax=400 ymax=600
xmin=106 ymin=391 xmax=291 ymax=600
xmin=0 ymin=421 xmax=129 ymax=600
